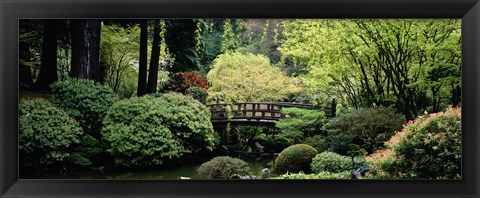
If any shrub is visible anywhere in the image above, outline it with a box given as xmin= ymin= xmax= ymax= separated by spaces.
xmin=366 ymin=107 xmax=461 ymax=179
xmin=166 ymin=71 xmax=208 ymax=93
xmin=102 ymin=93 xmax=216 ymax=166
xmin=254 ymin=133 xmax=291 ymax=153
xmin=275 ymin=171 xmax=351 ymax=179
xmin=302 ymin=135 xmax=328 ymax=153
xmin=19 ymin=98 xmax=83 ymax=168
xmin=185 ymin=86 xmax=208 ymax=103
xmin=69 ymin=134 xmax=104 ymax=167
xmin=197 ymin=156 xmax=250 ymax=179
xmin=50 ymin=78 xmax=119 ymax=135
xmin=232 ymin=127 xmax=264 ymax=151
xmin=274 ymin=144 xmax=318 ymax=174
xmin=275 ymin=108 xmax=326 ymax=143
xmin=310 ymin=152 xmax=367 ymax=174
xmin=323 ymin=107 xmax=405 ymax=154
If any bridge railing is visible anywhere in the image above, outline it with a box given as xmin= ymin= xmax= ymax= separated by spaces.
xmin=207 ymin=100 xmax=336 ymax=121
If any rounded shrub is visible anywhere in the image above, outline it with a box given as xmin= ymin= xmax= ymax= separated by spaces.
xmin=366 ymin=107 xmax=461 ymax=179
xmin=50 ymin=78 xmax=119 ymax=135
xmin=197 ymin=156 xmax=250 ymax=179
xmin=310 ymin=152 xmax=367 ymax=173
xmin=19 ymin=98 xmax=83 ymax=168
xmin=102 ymin=93 xmax=216 ymax=166
xmin=274 ymin=144 xmax=318 ymax=174
xmin=323 ymin=107 xmax=405 ymax=154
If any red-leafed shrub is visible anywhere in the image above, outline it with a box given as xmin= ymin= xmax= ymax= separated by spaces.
xmin=168 ymin=71 xmax=208 ymax=93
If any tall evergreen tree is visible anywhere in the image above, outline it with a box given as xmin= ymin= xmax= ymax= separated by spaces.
xmin=70 ymin=19 xmax=103 ymax=83
xmin=137 ymin=19 xmax=148 ymax=96
xmin=34 ymin=20 xmax=61 ymax=90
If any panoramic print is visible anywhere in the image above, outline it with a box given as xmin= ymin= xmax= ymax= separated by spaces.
xmin=19 ymin=19 xmax=461 ymax=179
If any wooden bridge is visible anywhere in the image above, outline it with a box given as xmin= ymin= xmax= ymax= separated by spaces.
xmin=206 ymin=100 xmax=336 ymax=129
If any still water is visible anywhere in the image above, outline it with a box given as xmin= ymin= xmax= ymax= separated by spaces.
xmin=25 ymin=157 xmax=276 ymax=180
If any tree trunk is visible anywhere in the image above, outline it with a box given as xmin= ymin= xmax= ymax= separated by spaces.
xmin=146 ymin=20 xmax=161 ymax=94
xmin=70 ymin=19 xmax=103 ymax=82
xmin=33 ymin=20 xmax=59 ymax=90
xmin=137 ymin=19 xmax=148 ymax=96
xmin=451 ymin=84 xmax=461 ymax=107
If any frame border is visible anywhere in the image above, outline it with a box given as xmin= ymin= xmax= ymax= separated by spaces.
xmin=1 ymin=0 xmax=479 ymax=197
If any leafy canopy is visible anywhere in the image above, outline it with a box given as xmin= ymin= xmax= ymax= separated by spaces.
xmin=208 ymin=52 xmax=303 ymax=102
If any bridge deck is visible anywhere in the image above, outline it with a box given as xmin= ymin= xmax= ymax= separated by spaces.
xmin=207 ymin=101 xmax=336 ymax=129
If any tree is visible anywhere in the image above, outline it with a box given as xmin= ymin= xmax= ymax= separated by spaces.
xmin=137 ymin=19 xmax=148 ymax=96
xmin=220 ymin=19 xmax=240 ymax=52
xmin=70 ymin=19 xmax=104 ymax=83
xmin=19 ymin=20 xmax=42 ymax=89
xmin=188 ymin=19 xmax=223 ymax=74
xmin=33 ymin=20 xmax=62 ymax=90
xmin=237 ymin=19 xmax=284 ymax=65
xmin=100 ymin=23 xmax=140 ymax=95
xmin=146 ymin=20 xmax=161 ymax=94
xmin=280 ymin=19 xmax=461 ymax=119
xmin=165 ymin=19 xmax=197 ymax=73
xmin=207 ymin=52 xmax=303 ymax=102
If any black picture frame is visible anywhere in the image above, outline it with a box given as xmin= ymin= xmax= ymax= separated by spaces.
xmin=1 ymin=0 xmax=479 ymax=197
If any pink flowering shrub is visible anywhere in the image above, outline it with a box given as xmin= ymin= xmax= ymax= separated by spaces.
xmin=366 ymin=106 xmax=461 ymax=179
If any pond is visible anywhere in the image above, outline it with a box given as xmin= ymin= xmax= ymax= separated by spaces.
xmin=24 ymin=156 xmax=276 ymax=180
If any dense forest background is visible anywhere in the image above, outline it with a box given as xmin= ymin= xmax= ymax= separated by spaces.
xmin=20 ymin=19 xmax=461 ymax=120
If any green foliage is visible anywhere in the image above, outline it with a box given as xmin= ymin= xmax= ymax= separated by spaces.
xmin=232 ymin=127 xmax=264 ymax=151
xmin=165 ymin=19 xmax=197 ymax=73
xmin=70 ymin=134 xmax=104 ymax=167
xmin=100 ymin=23 xmax=140 ymax=97
xmin=275 ymin=107 xmax=325 ymax=143
xmin=197 ymin=156 xmax=250 ymax=179
xmin=274 ymin=144 xmax=318 ymax=174
xmin=323 ymin=107 xmax=405 ymax=154
xmin=50 ymin=78 xmax=119 ymax=135
xmin=102 ymin=93 xmax=215 ymax=166
xmin=280 ymin=19 xmax=461 ymax=119
xmin=302 ymin=135 xmax=328 ymax=153
xmin=253 ymin=133 xmax=291 ymax=153
xmin=116 ymin=67 xmax=138 ymax=98
xmin=185 ymin=86 xmax=208 ymax=103
xmin=237 ymin=19 xmax=283 ymax=64
xmin=221 ymin=19 xmax=241 ymax=52
xmin=19 ymin=98 xmax=83 ymax=168
xmin=275 ymin=171 xmax=351 ymax=179
xmin=187 ymin=19 xmax=224 ymax=74
xmin=310 ymin=152 xmax=367 ymax=174
xmin=19 ymin=20 xmax=42 ymax=88
xmin=367 ymin=107 xmax=461 ymax=179
xmin=208 ymin=52 xmax=303 ymax=102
